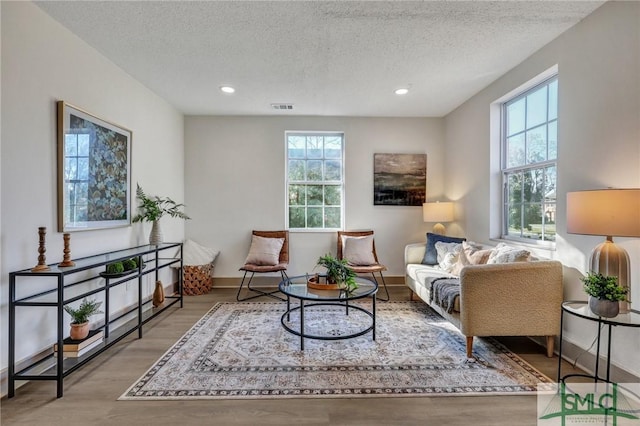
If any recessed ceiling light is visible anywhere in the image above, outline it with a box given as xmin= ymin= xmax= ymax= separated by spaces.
xmin=220 ymin=86 xmax=235 ymax=94
xmin=394 ymin=88 xmax=409 ymax=95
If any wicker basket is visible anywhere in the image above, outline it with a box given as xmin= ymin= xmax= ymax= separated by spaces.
xmin=182 ymin=263 xmax=214 ymax=296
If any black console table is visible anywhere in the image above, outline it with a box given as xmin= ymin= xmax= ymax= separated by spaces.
xmin=8 ymin=242 xmax=183 ymax=398
xmin=557 ymin=301 xmax=640 ymax=384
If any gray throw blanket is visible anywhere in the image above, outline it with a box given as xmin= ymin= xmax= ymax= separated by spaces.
xmin=429 ymin=277 xmax=461 ymax=314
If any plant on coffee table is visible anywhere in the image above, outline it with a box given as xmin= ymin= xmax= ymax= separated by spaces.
xmin=316 ymin=254 xmax=358 ymax=293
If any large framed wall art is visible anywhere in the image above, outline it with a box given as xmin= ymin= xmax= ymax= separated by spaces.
xmin=373 ymin=153 xmax=426 ymax=206
xmin=57 ymin=101 xmax=132 ymax=232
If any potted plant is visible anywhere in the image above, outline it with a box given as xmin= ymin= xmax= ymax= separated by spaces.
xmin=315 ymin=254 xmax=358 ymax=293
xmin=581 ymin=272 xmax=627 ymax=318
xmin=132 ymin=184 xmax=190 ymax=245
xmin=64 ymin=298 xmax=103 ymax=340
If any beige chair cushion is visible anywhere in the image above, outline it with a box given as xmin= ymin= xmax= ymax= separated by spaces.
xmin=343 ymin=235 xmax=376 ymax=266
xmin=244 ymin=235 xmax=285 ymax=266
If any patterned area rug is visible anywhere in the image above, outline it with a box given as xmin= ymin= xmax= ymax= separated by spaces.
xmin=120 ymin=301 xmax=552 ymax=400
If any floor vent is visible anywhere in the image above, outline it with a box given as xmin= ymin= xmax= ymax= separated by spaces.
xmin=271 ymin=103 xmax=294 ymax=110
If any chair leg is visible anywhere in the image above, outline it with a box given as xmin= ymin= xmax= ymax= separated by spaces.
xmin=371 ymin=272 xmax=390 ymax=302
xmin=236 ymin=270 xmax=286 ymax=302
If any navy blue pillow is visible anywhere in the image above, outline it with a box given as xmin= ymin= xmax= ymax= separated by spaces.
xmin=421 ymin=233 xmax=466 ymax=265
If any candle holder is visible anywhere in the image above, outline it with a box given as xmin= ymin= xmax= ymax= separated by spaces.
xmin=58 ymin=233 xmax=76 ymax=267
xmin=31 ymin=227 xmax=51 ymax=272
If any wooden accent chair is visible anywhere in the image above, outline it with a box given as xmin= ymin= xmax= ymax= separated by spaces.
xmin=337 ymin=230 xmax=389 ymax=301
xmin=236 ymin=230 xmax=289 ymax=301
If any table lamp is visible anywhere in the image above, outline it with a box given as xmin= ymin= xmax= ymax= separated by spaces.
xmin=567 ymin=188 xmax=640 ymax=313
xmin=423 ymin=201 xmax=454 ymax=235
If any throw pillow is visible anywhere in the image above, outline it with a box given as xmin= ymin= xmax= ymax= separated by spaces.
xmin=343 ymin=235 xmax=376 ymax=266
xmin=182 ymin=239 xmax=220 ymax=266
xmin=244 ymin=235 xmax=285 ymax=266
xmin=421 ymin=233 xmax=466 ymax=265
xmin=486 ymin=243 xmax=530 ymax=264
xmin=435 ymin=241 xmax=462 ymax=273
xmin=450 ymin=241 xmax=492 ymax=275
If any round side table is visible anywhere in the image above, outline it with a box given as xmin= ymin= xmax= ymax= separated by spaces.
xmin=557 ymin=301 xmax=640 ymax=383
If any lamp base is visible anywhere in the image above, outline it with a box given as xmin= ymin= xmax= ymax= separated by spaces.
xmin=590 ymin=237 xmax=631 ymax=313
xmin=432 ymin=223 xmax=446 ymax=235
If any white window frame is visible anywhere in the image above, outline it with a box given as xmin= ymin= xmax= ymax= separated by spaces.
xmin=500 ymin=75 xmax=558 ymax=245
xmin=285 ymin=131 xmax=345 ymax=232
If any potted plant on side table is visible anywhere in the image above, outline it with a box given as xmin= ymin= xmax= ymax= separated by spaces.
xmin=581 ymin=272 xmax=628 ymax=318
xmin=64 ymin=298 xmax=103 ymax=340
xmin=132 ymin=184 xmax=191 ymax=245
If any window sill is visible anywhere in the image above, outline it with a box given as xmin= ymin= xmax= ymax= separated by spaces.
xmin=490 ymin=237 xmax=556 ymax=253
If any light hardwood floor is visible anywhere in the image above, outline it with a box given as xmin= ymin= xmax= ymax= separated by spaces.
xmin=1 ymin=287 xmax=585 ymax=426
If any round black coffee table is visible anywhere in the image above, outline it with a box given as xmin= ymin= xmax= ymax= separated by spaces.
xmin=278 ymin=274 xmax=378 ymax=350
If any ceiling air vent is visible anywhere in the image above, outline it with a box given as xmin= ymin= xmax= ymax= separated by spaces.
xmin=271 ymin=103 xmax=294 ymax=110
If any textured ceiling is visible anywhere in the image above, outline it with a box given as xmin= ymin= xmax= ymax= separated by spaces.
xmin=36 ymin=1 xmax=605 ymax=117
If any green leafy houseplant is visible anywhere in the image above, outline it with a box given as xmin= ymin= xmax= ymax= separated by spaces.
xmin=581 ymin=272 xmax=627 ymax=302
xmin=316 ymin=254 xmax=358 ymax=292
xmin=131 ymin=184 xmax=191 ymax=223
xmin=64 ymin=298 xmax=103 ymax=325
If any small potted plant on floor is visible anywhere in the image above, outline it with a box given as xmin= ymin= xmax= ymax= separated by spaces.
xmin=64 ymin=298 xmax=103 ymax=340
xmin=132 ymin=184 xmax=191 ymax=245
xmin=315 ymin=254 xmax=358 ymax=293
xmin=581 ymin=272 xmax=627 ymax=318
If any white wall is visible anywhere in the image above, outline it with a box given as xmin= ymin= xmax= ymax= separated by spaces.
xmin=185 ymin=116 xmax=445 ymax=279
xmin=0 ymin=2 xmax=184 ymax=377
xmin=445 ymin=1 xmax=640 ymax=376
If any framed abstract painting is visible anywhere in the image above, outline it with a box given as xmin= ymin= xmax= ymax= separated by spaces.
xmin=57 ymin=101 xmax=132 ymax=232
xmin=373 ymin=153 xmax=426 ymax=206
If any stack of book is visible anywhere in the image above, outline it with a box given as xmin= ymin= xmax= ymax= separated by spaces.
xmin=53 ymin=329 xmax=104 ymax=358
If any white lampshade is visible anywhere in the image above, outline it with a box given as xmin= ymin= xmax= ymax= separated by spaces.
xmin=423 ymin=202 xmax=454 ymax=235
xmin=567 ymin=189 xmax=640 ymax=237
xmin=567 ymin=188 xmax=640 ymax=314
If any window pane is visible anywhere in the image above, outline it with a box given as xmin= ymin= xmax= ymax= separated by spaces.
xmin=548 ymin=121 xmax=557 ymax=160
xmin=325 ymin=207 xmax=341 ymax=228
xmin=324 ymin=137 xmax=342 ymax=159
xmin=65 ymin=136 xmax=77 ymax=156
xmin=507 ymin=98 xmax=525 ymax=136
xmin=523 ymin=203 xmax=543 ymax=240
xmin=307 ymin=207 xmax=323 ymax=227
xmin=289 ymin=207 xmax=306 ymax=228
xmin=506 ymin=134 xmax=525 ymax=168
xmin=526 ymin=125 xmax=547 ymax=164
xmin=288 ymin=160 xmax=305 ymax=181
xmin=65 ymin=158 xmax=78 ymax=180
xmin=307 ymin=185 xmax=323 ymax=205
xmin=523 ymin=169 xmax=544 ymax=203
xmin=507 ymin=173 xmax=522 ymax=203
xmin=78 ymin=158 xmax=89 ymax=181
xmin=507 ymin=204 xmax=522 ymax=235
xmin=289 ymin=185 xmax=305 ymax=206
xmin=288 ymin=136 xmax=305 ymax=158
xmin=324 ymin=185 xmax=341 ymax=205
xmin=307 ymin=160 xmax=323 ymax=181
xmin=306 ymin=136 xmax=323 ymax=159
xmin=78 ymin=134 xmax=90 ymax=155
xmin=548 ymin=80 xmax=558 ymax=120
xmin=544 ymin=166 xmax=557 ymax=201
xmin=526 ymin=85 xmax=547 ymax=128
xmin=325 ymin=160 xmax=341 ymax=181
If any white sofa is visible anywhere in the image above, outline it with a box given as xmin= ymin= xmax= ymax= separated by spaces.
xmin=404 ymin=242 xmax=563 ymax=358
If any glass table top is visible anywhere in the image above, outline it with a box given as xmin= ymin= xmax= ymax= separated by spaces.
xmin=279 ymin=274 xmax=377 ymax=301
xmin=562 ymin=301 xmax=640 ymax=327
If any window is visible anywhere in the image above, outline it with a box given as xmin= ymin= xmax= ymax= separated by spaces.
xmin=286 ymin=132 xmax=344 ymax=230
xmin=64 ymin=131 xmax=91 ymax=224
xmin=502 ymin=77 xmax=557 ymax=242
